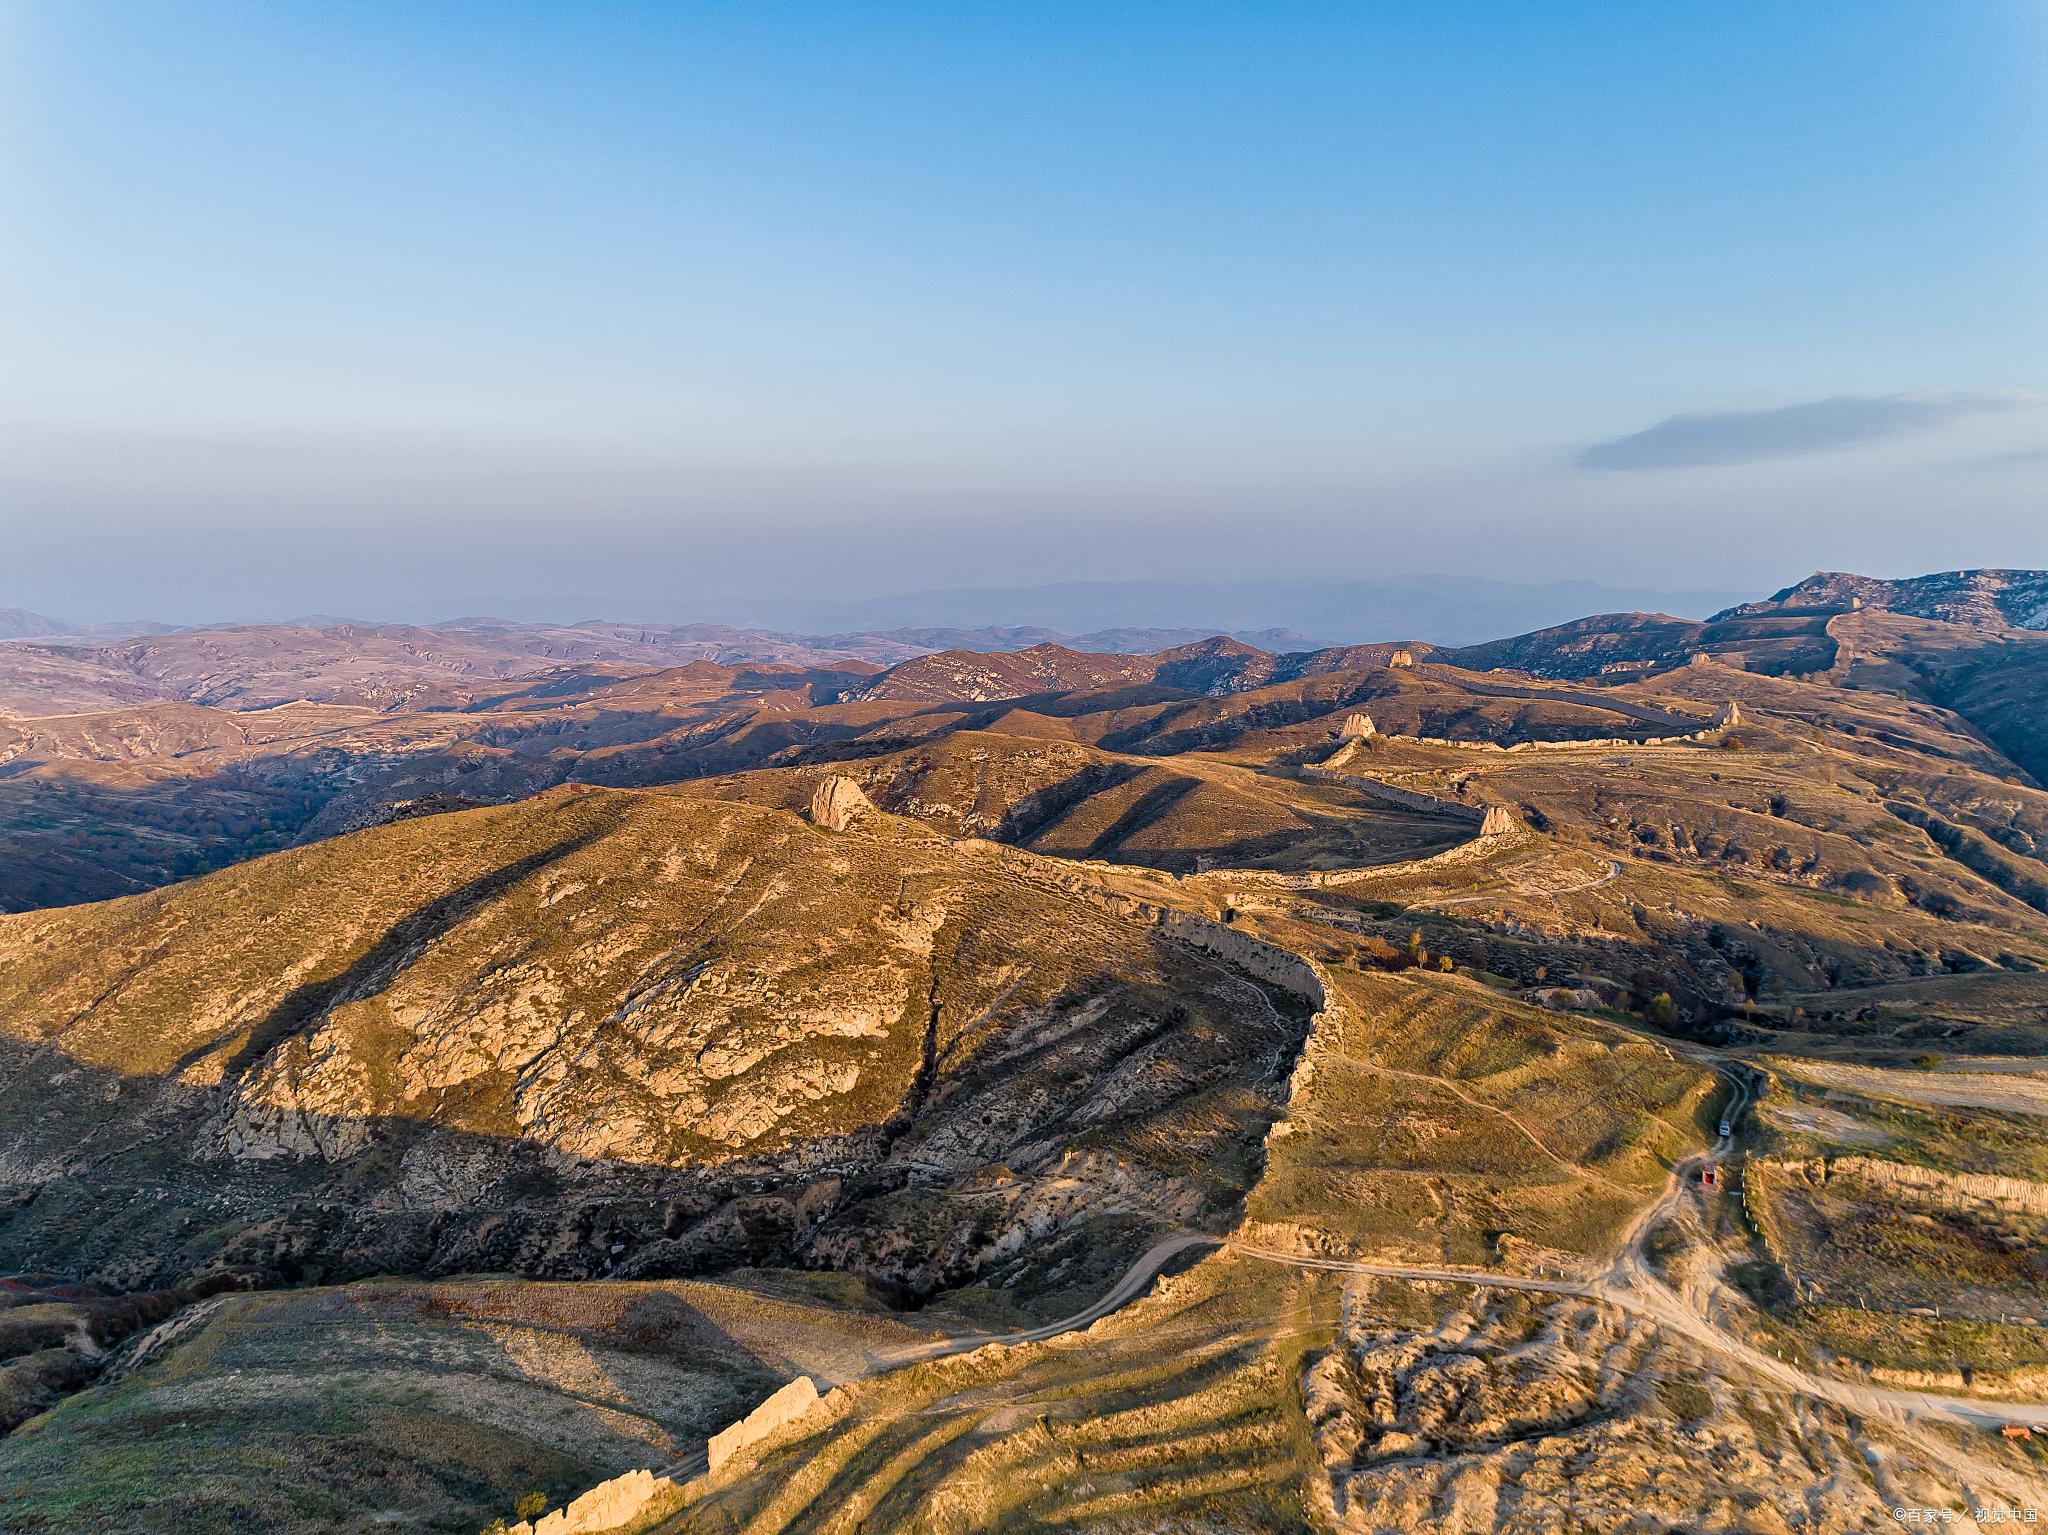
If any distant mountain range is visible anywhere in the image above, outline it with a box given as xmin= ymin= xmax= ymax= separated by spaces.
xmin=688 ymin=575 xmax=1754 ymax=647
xmin=14 ymin=569 xmax=2045 ymax=684
xmin=0 ymin=612 xmax=1307 ymax=668
xmin=5 ymin=563 xmax=2048 ymax=914
xmin=0 ymin=608 xmax=68 ymax=641
xmin=0 ymin=608 xmax=180 ymax=643
xmin=4 ymin=575 xmax=1749 ymax=652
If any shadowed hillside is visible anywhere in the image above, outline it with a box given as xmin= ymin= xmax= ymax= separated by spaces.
xmin=0 ymin=786 xmax=1308 ymax=1304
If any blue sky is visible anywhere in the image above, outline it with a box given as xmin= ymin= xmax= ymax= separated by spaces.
xmin=2 ymin=1 xmax=2044 ymax=621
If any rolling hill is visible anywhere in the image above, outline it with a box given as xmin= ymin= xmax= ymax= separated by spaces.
xmin=7 ymin=569 xmax=2048 ymax=1534
xmin=0 ymin=785 xmax=1308 ymax=1301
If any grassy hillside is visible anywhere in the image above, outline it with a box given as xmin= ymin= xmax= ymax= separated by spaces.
xmin=0 ymin=1271 xmax=943 ymax=1535
xmin=1245 ymin=968 xmax=1711 ymax=1264
xmin=0 ymin=786 xmax=1305 ymax=1299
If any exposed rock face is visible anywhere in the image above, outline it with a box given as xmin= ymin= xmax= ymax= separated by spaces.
xmin=809 ymin=774 xmax=876 ymax=831
xmin=708 ymin=1375 xmax=826 ymax=1472
xmin=1529 ymin=985 xmax=1606 ymax=1011
xmin=1715 ymin=699 xmax=1743 ymax=728
xmin=1338 ymin=711 xmax=1377 ymax=740
xmin=0 ymin=787 xmax=1307 ymax=1297
xmin=1717 ymin=567 xmax=2048 ymax=630
xmin=1478 ymin=804 xmax=1518 ymax=838
xmin=1388 ymin=649 xmax=1415 ymax=668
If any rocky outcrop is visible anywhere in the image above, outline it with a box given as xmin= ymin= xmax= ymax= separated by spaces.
xmin=708 ymin=1375 xmax=828 ymax=1472
xmin=1716 ymin=568 xmax=2048 ymax=630
xmin=1016 ymin=859 xmax=1328 ymax=1009
xmin=1479 ymin=804 xmax=1518 ymax=838
xmin=2 ymin=788 xmax=1322 ymax=1297
xmin=809 ymin=774 xmax=876 ymax=831
xmin=1338 ymin=712 xmax=1377 ymax=741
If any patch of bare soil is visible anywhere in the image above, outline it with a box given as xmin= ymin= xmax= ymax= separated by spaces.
xmin=1785 ymin=1059 xmax=2048 ymax=1118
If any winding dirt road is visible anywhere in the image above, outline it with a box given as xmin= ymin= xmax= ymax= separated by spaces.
xmin=872 ymin=1232 xmax=1221 ymax=1367
xmin=783 ymin=1056 xmax=2040 ymax=1447
xmin=1225 ymin=1238 xmax=2048 ymax=1432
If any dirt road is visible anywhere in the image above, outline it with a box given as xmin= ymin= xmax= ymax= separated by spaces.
xmin=1424 ymin=856 xmax=1622 ymax=908
xmin=1227 ymin=1060 xmax=2048 ymax=1434
xmin=872 ymin=1232 xmax=1220 ymax=1366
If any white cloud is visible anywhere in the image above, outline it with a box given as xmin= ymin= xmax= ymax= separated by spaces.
xmin=1578 ymin=391 xmax=2041 ymax=470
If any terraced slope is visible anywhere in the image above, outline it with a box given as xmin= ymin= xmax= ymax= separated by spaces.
xmin=649 ymin=1252 xmax=1339 ymax=1535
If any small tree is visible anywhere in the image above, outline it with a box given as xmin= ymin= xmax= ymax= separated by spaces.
xmin=1646 ymin=992 xmax=1680 ymax=1028
xmin=1437 ymin=955 xmax=1454 ymax=972
xmin=515 ymin=1493 xmax=549 ymax=1521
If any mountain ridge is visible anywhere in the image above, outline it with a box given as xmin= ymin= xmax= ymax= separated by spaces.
xmin=1716 ymin=568 xmax=2048 ymax=629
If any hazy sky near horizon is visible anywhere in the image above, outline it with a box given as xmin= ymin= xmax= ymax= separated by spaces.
xmin=3 ymin=1 xmax=2045 ymax=623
